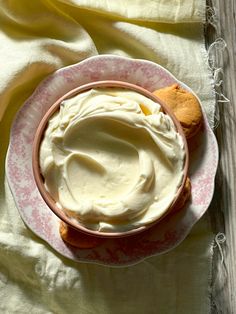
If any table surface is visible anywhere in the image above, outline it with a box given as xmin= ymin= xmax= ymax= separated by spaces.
xmin=206 ymin=1 xmax=236 ymax=313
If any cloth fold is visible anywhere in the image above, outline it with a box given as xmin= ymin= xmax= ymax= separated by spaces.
xmin=0 ymin=1 xmax=214 ymax=313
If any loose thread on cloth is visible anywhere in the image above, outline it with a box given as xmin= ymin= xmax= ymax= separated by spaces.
xmin=211 ymin=233 xmax=227 ymax=313
xmin=206 ymin=4 xmax=229 ymax=130
xmin=207 ymin=38 xmax=227 ymax=71
xmin=206 ymin=5 xmax=218 ymax=29
xmin=207 ymin=38 xmax=229 ymax=130
xmin=213 ymin=232 xmax=226 ymax=264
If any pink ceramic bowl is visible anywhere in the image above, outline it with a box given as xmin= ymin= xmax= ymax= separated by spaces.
xmin=32 ymin=80 xmax=189 ymax=238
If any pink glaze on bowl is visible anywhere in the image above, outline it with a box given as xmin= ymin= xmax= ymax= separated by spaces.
xmin=32 ymin=80 xmax=189 ymax=238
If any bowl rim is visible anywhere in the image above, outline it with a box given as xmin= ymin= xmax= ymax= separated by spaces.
xmin=32 ymin=80 xmax=189 ymax=238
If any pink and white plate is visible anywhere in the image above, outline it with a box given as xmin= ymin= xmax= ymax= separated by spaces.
xmin=6 ymin=55 xmax=218 ymax=266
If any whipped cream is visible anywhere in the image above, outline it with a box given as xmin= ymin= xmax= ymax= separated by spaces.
xmin=40 ymin=88 xmax=185 ymax=232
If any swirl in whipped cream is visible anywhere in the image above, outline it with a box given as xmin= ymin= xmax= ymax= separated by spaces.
xmin=39 ymin=88 xmax=185 ymax=232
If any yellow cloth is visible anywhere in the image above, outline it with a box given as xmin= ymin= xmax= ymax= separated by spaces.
xmin=0 ymin=1 xmax=214 ymax=313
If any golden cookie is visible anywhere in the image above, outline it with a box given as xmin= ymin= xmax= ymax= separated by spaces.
xmin=59 ymin=221 xmax=104 ymax=249
xmin=172 ymin=177 xmax=191 ymax=213
xmin=153 ymin=84 xmax=203 ymax=139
